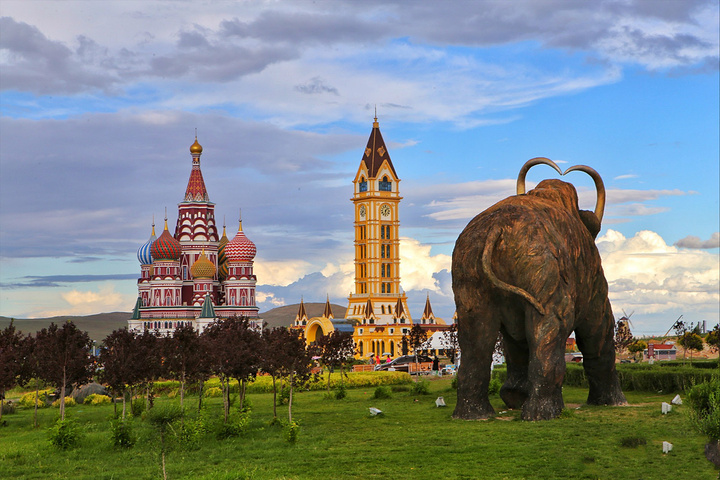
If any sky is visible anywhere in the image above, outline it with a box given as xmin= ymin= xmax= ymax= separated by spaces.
xmin=0 ymin=0 xmax=718 ymax=336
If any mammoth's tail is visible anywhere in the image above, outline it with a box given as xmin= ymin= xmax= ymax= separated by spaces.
xmin=481 ymin=225 xmax=547 ymax=316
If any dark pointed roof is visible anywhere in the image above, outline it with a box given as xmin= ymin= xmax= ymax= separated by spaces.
xmin=131 ymin=297 xmax=142 ymax=320
xmin=393 ymin=297 xmax=406 ymax=319
xmin=296 ymin=298 xmax=308 ymax=323
xmin=199 ymin=293 xmax=216 ymax=319
xmin=323 ymin=295 xmax=334 ymax=319
xmin=364 ymin=297 xmax=376 ymax=320
xmin=361 ymin=117 xmax=398 ymax=179
xmin=421 ymin=294 xmax=435 ymax=322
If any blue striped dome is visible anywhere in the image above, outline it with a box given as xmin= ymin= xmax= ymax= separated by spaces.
xmin=137 ymin=224 xmax=157 ymax=265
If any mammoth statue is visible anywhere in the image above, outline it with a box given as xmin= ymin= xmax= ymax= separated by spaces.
xmin=452 ymin=158 xmax=626 ymax=421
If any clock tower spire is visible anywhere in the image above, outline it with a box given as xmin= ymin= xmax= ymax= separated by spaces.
xmin=345 ymin=116 xmax=412 ymax=358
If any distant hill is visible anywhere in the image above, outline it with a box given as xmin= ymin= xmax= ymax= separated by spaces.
xmin=0 ymin=313 xmax=131 ymax=344
xmin=260 ymin=303 xmax=347 ymax=330
xmin=0 ymin=303 xmax=346 ymax=343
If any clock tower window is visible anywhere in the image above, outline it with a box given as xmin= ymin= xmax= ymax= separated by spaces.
xmin=359 ymin=177 xmax=368 ymax=192
xmin=379 ymin=176 xmax=392 ymax=191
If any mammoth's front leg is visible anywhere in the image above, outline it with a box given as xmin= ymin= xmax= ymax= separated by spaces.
xmin=452 ymin=291 xmax=499 ymax=420
xmin=522 ymin=309 xmax=568 ymax=421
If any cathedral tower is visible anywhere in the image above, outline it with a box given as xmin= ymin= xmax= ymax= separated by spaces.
xmin=346 ymin=116 xmax=412 ymax=357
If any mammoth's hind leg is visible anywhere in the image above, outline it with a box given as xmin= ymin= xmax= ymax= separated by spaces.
xmin=499 ymin=327 xmax=530 ymax=410
xmin=575 ymin=298 xmax=627 ymax=406
xmin=522 ymin=308 xmax=568 ymax=421
xmin=452 ymin=293 xmax=499 ymax=420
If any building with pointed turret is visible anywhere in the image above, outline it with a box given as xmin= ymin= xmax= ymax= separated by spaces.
xmin=292 ymin=117 xmax=448 ymax=358
xmin=128 ymin=137 xmax=262 ymax=334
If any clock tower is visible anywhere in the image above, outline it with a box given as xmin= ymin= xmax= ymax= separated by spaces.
xmin=346 ymin=116 xmax=413 ymax=358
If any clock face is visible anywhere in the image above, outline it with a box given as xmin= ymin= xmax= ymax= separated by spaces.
xmin=381 ymin=205 xmax=391 ymax=218
xmin=359 ymin=205 xmax=366 ymax=218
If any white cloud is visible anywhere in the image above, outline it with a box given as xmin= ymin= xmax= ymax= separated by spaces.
xmin=36 ymin=283 xmax=135 ymax=317
xmin=399 ymin=237 xmax=451 ymax=293
xmin=598 ymin=230 xmax=719 ymax=320
xmin=253 ymin=258 xmax=313 ymax=287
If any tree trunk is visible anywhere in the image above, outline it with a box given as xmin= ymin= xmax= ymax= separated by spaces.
xmin=327 ymin=367 xmax=331 ymax=393
xmin=180 ymin=370 xmax=185 ymax=409
xmin=288 ymin=372 xmax=294 ymax=424
xmin=60 ymin=368 xmax=67 ymax=421
xmin=272 ymin=375 xmax=277 ymax=419
xmin=0 ymin=397 xmax=4 ymax=423
xmin=34 ymin=382 xmax=39 ymax=428
xmin=238 ymin=378 xmax=246 ymax=412
xmin=122 ymin=388 xmax=129 ymax=419
xmin=197 ymin=379 xmax=204 ymax=412
xmin=221 ymin=376 xmax=229 ymax=424
xmin=146 ymin=383 xmax=151 ymax=411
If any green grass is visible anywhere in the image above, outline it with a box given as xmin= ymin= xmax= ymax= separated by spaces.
xmin=1 ymin=378 xmax=716 ymax=480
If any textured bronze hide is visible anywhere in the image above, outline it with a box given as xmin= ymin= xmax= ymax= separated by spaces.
xmin=452 ymin=175 xmax=626 ymax=421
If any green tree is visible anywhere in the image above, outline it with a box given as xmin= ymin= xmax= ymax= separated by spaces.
xmin=314 ymin=330 xmax=355 ymax=393
xmin=627 ymin=340 xmax=647 ymax=362
xmin=706 ymin=324 xmax=719 ymax=354
xmin=678 ymin=332 xmax=704 ymax=364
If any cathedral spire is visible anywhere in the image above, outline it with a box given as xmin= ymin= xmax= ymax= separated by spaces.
xmin=323 ymin=294 xmax=334 ymax=320
xmin=362 ymin=116 xmax=397 ymax=179
xmin=184 ymin=136 xmax=210 ymax=203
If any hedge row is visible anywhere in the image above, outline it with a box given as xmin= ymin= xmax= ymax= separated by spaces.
xmin=490 ymin=363 xmax=717 ymax=393
xmin=153 ymin=371 xmax=413 ymax=396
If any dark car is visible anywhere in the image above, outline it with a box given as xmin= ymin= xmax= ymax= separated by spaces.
xmin=374 ymin=354 xmax=432 ymax=373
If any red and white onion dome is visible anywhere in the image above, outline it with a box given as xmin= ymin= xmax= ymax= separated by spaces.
xmin=150 ymin=219 xmax=182 ymax=260
xmin=191 ymin=251 xmax=216 ymax=279
xmin=225 ymin=219 xmax=256 ymax=263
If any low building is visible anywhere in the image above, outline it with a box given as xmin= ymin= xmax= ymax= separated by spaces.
xmin=643 ymin=343 xmax=677 ymax=361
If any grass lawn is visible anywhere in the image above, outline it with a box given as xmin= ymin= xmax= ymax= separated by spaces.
xmin=1 ymin=377 xmax=716 ymax=480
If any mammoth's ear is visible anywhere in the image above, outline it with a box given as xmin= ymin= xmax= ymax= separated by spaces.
xmin=579 ymin=210 xmax=601 ymax=239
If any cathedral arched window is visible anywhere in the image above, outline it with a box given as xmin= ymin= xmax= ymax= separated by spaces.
xmin=359 ymin=177 xmax=367 ymax=192
xmin=379 ymin=176 xmax=392 ymax=191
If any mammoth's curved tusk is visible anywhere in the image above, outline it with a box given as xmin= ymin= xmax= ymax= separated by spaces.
xmin=516 ymin=157 xmax=563 ymax=195
xmin=563 ymin=165 xmax=606 ymax=223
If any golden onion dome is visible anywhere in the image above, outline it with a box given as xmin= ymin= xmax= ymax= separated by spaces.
xmin=190 ymin=251 xmax=216 ymax=279
xmin=190 ymin=137 xmax=203 ymax=155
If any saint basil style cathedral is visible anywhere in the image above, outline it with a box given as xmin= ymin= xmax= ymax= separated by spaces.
xmin=128 ymin=138 xmax=262 ymax=334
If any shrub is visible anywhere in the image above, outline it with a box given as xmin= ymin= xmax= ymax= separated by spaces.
xmin=147 ymin=404 xmax=184 ymax=430
xmin=284 ymin=420 xmax=300 ymax=443
xmin=51 ymin=397 xmax=76 ymax=408
xmin=171 ymin=416 xmax=206 ymax=450
xmin=204 ymin=387 xmax=222 ymax=398
xmin=217 ymin=412 xmax=250 ymax=440
xmin=84 ymin=393 xmax=111 ymax=406
xmin=334 ymin=384 xmax=347 ymax=400
xmin=240 ymin=396 xmax=253 ymax=413
xmin=373 ymin=386 xmax=392 ymax=399
xmin=410 ymin=380 xmax=430 ymax=396
xmin=48 ymin=418 xmax=81 ymax=450
xmin=620 ymin=436 xmax=647 ymax=448
xmin=488 ymin=377 xmax=502 ymax=395
xmin=18 ymin=389 xmax=52 ymax=408
xmin=110 ymin=417 xmax=136 ymax=449
xmin=1 ymin=401 xmax=16 ymax=415
xmin=131 ymin=397 xmax=145 ymax=416
xmin=391 ymin=384 xmax=410 ymax=393
xmin=686 ymin=379 xmax=720 ymax=441
xmin=451 ymin=377 xmax=458 ymax=390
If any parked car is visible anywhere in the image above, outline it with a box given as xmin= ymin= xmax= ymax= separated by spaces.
xmin=374 ymin=354 xmax=432 ymax=372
